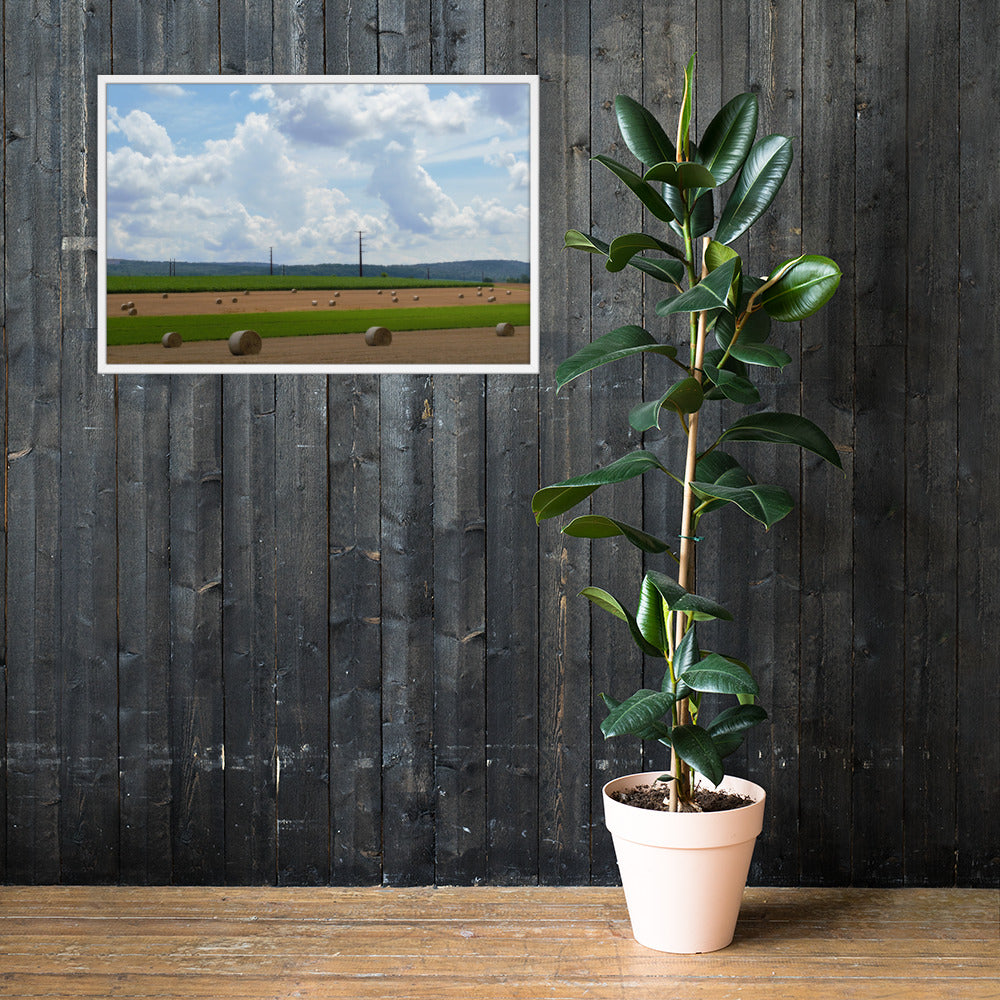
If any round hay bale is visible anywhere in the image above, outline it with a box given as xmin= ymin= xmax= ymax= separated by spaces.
xmin=476 ymin=291 xmax=483 ymax=297
xmin=334 ymin=291 xmax=340 ymax=298
xmin=216 ymin=297 xmax=223 ymax=304
xmin=291 ymin=288 xmax=297 ymax=293
xmin=127 ymin=301 xmax=134 ymax=308
xmin=377 ymin=289 xmax=383 ymax=295
xmin=120 ymin=303 xmax=129 ymax=311
xmin=413 ymin=295 xmax=420 ymax=301
xmin=161 ymin=331 xmax=182 ymax=349
xmin=244 ymin=290 xmax=250 ymax=295
xmin=312 ymin=299 xmax=318 ymax=306
xmin=506 ymin=289 xmax=512 ymax=295
xmin=496 ymin=322 xmax=515 ymax=338
xmin=364 ymin=326 xmax=392 ymax=347
xmin=162 ymin=293 xmax=169 ymax=299
xmin=458 ymin=293 xmax=464 ymax=298
xmin=487 ymin=295 xmax=496 ymax=302
xmin=390 ymin=290 xmax=396 ymax=296
xmin=232 ymin=297 xmax=238 ymax=303
xmin=128 ymin=307 xmax=138 ymax=316
xmin=329 ymin=299 xmax=335 ymax=306
xmin=477 ymin=286 xmax=482 ymax=291
xmin=228 ymin=329 xmax=262 ymax=356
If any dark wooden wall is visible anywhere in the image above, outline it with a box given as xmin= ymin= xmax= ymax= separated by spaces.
xmin=2 ymin=0 xmax=997 ymax=888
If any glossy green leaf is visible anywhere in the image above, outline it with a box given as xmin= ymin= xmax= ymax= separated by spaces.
xmin=698 ymin=92 xmax=759 ymax=184
xmin=760 ymin=255 xmax=842 ymax=321
xmin=644 ymin=570 xmax=734 ymax=621
xmin=688 ymin=188 xmax=715 ymax=238
xmin=614 ymin=95 xmax=676 ymax=167
xmin=707 ymin=703 xmax=768 ymax=738
xmin=672 ymin=625 xmax=700 ymax=699
xmin=714 ymin=307 xmax=771 ymax=350
xmin=582 ymin=587 xmax=663 ymax=658
xmin=705 ymin=240 xmax=739 ymax=272
xmin=657 ymin=258 xmax=739 ymax=316
xmin=692 ymin=450 xmax=752 ymax=514
xmin=629 ymin=377 xmax=705 ymax=432
xmin=628 ymin=255 xmax=686 ymax=286
xmin=532 ymin=450 xmax=667 ymax=522
xmin=555 ymin=325 xmax=678 ymax=390
xmin=702 ymin=364 xmax=760 ymax=404
xmin=562 ymin=515 xmax=676 ymax=557
xmin=701 ymin=349 xmax=750 ymax=401
xmin=564 ymin=229 xmax=610 ymax=255
xmin=636 ymin=575 xmax=670 ymax=653
xmin=682 ymin=653 xmax=759 ymax=696
xmin=677 ymin=54 xmax=695 ymax=160
xmin=592 ymin=155 xmax=675 ymax=223
xmin=606 ymin=232 xmax=686 ymax=272
xmin=711 ymin=731 xmax=745 ymax=759
xmin=718 ymin=411 xmax=843 ymax=469
xmin=728 ymin=343 xmax=792 ymax=368
xmin=690 ymin=480 xmax=794 ymax=529
xmin=715 ymin=134 xmax=794 ymax=244
xmin=601 ymin=693 xmax=670 ymax=744
xmin=671 ymin=724 xmax=724 ymax=786
xmin=643 ymin=160 xmax=717 ymax=189
xmin=602 ymin=689 xmax=675 ymax=739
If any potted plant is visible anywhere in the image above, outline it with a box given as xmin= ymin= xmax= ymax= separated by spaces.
xmin=532 ymin=57 xmax=842 ymax=953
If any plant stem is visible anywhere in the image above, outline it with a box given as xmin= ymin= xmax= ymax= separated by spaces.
xmin=669 ymin=237 xmax=711 ymax=812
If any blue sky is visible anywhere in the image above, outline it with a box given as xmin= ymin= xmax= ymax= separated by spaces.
xmin=105 ymin=80 xmax=531 ymax=265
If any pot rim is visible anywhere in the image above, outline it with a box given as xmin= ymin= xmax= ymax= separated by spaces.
xmin=602 ymin=770 xmax=766 ymax=817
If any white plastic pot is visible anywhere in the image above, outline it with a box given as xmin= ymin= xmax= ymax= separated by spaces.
xmin=603 ymin=771 xmax=766 ymax=953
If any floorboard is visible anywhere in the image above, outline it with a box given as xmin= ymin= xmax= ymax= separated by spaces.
xmin=0 ymin=887 xmax=995 ymax=999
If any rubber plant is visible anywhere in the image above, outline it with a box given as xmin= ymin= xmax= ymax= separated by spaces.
xmin=533 ymin=57 xmax=842 ymax=812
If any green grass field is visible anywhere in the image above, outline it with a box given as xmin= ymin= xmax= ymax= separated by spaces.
xmin=107 ymin=303 xmax=531 ymax=347
xmin=107 ymin=274 xmax=488 ymax=294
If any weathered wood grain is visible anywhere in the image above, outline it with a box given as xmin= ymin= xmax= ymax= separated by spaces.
xmin=58 ymin=0 xmax=118 ymax=885
xmin=0 ymin=887 xmax=995 ymax=999
xmin=483 ymin=0 xmax=540 ymax=887
xmin=586 ymin=0 xmax=646 ymax=885
xmin=798 ymin=0 xmax=856 ymax=884
xmin=852 ymin=0 xmax=908 ymax=886
xmin=904 ymin=0 xmax=960 ymax=886
xmin=4 ymin=0 xmax=65 ymax=885
xmin=957 ymin=0 xmax=1000 ymax=889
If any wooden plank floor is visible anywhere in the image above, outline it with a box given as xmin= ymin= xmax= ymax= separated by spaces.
xmin=0 ymin=887 xmax=996 ymax=999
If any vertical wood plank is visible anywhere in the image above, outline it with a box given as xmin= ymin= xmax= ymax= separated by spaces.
xmin=4 ymin=0 xmax=64 ymax=884
xmin=799 ymin=0 xmax=856 ymax=885
xmin=221 ymin=377 xmax=277 ymax=885
xmin=324 ymin=0 xmax=378 ymax=73
xmin=58 ymin=0 xmax=118 ymax=884
xmin=534 ymin=0 xmax=591 ymax=886
xmin=162 ymin=0 xmax=225 ymax=885
xmin=328 ymin=378 xmax=383 ymax=885
xmin=586 ymin=0 xmax=644 ymax=886
xmin=852 ymin=0 xmax=907 ymax=886
xmin=218 ymin=0 xmax=278 ymax=889
xmin=904 ymin=0 xmax=960 ymax=886
xmin=112 ymin=0 xmax=174 ymax=887
xmin=273 ymin=0 xmax=326 ymax=73
xmin=275 ymin=378 xmax=330 ymax=885
xmin=739 ymin=0 xmax=804 ymax=885
xmin=957 ymin=0 xmax=1000 ymax=890
xmin=379 ymin=376 xmax=436 ymax=886
xmin=430 ymin=0 xmax=488 ymax=886
xmin=376 ymin=2 xmax=436 ymax=889
xmin=483 ymin=0 xmax=540 ymax=885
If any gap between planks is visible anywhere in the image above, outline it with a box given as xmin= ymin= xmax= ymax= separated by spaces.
xmin=0 ymin=886 xmax=996 ymax=1000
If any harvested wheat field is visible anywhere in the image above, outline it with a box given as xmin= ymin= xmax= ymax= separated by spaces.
xmin=107 ymin=325 xmax=530 ymax=366
xmin=108 ymin=283 xmax=529 ymax=318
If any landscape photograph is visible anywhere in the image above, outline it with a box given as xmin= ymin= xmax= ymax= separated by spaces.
xmin=98 ymin=76 xmax=536 ymax=373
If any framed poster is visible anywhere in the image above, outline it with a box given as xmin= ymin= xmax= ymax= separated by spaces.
xmin=97 ymin=75 xmax=538 ymax=374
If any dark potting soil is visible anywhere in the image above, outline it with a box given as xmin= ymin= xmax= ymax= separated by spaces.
xmin=610 ymin=783 xmax=754 ymax=813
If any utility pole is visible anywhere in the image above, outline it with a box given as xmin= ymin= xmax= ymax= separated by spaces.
xmin=357 ymin=230 xmax=365 ymax=278
xmin=269 ymin=246 xmax=273 ymax=276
